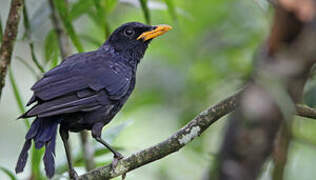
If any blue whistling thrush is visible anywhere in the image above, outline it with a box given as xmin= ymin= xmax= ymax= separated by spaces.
xmin=15 ymin=22 xmax=172 ymax=179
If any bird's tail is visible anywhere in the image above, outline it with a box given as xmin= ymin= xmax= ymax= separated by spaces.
xmin=15 ymin=117 xmax=59 ymax=178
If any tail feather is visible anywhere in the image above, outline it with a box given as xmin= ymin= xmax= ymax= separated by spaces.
xmin=44 ymin=134 xmax=57 ymax=178
xmin=25 ymin=119 xmax=40 ymax=139
xmin=15 ymin=139 xmax=32 ymax=173
xmin=16 ymin=117 xmax=59 ymax=178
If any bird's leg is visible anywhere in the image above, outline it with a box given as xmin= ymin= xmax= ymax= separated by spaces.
xmin=95 ymin=136 xmax=127 ymax=180
xmin=60 ymin=128 xmax=78 ymax=180
xmin=92 ymin=122 xmax=124 ymax=169
xmin=92 ymin=123 xmax=127 ymax=179
xmin=95 ymin=136 xmax=124 ymax=167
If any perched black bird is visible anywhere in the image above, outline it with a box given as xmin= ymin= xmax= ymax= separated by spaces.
xmin=15 ymin=22 xmax=171 ymax=179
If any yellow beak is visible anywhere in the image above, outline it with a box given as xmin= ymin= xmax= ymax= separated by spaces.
xmin=137 ymin=24 xmax=172 ymax=41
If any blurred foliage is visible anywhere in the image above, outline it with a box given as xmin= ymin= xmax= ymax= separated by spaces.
xmin=15 ymin=56 xmax=40 ymax=79
xmin=23 ymin=1 xmax=45 ymax=73
xmin=0 ymin=167 xmax=17 ymax=180
xmin=44 ymin=30 xmax=60 ymax=67
xmin=2 ymin=0 xmax=316 ymax=180
xmin=8 ymin=68 xmax=30 ymax=128
xmin=163 ymin=0 xmax=177 ymax=22
xmin=304 ymin=85 xmax=316 ymax=107
xmin=54 ymin=0 xmax=84 ymax=52
xmin=138 ymin=0 xmax=151 ymax=24
xmin=93 ymin=0 xmax=111 ymax=38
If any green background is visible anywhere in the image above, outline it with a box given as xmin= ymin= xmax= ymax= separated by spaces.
xmin=1 ymin=0 xmax=316 ymax=179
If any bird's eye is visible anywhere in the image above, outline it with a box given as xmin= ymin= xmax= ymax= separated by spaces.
xmin=124 ymin=28 xmax=135 ymax=37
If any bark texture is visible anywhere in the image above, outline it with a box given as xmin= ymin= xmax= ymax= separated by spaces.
xmin=0 ymin=0 xmax=24 ymax=99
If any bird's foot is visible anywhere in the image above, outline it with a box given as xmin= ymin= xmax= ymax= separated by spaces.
xmin=111 ymin=152 xmax=126 ymax=179
xmin=69 ymin=169 xmax=79 ymax=180
xmin=111 ymin=152 xmax=124 ymax=170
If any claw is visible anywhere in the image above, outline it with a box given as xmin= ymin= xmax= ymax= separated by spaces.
xmin=111 ymin=152 xmax=126 ymax=179
xmin=114 ymin=152 xmax=124 ymax=160
xmin=69 ymin=169 xmax=79 ymax=180
xmin=112 ymin=152 xmax=124 ymax=170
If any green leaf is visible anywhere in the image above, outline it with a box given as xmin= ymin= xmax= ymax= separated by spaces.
xmin=93 ymin=0 xmax=110 ymax=39
xmin=90 ymin=0 xmax=117 ymax=15
xmin=31 ymin=147 xmax=44 ymax=180
xmin=54 ymin=0 xmax=84 ymax=52
xmin=44 ymin=29 xmax=59 ymax=67
xmin=104 ymin=0 xmax=118 ymax=13
xmin=86 ymin=10 xmax=99 ymax=26
xmin=22 ymin=0 xmax=31 ymax=39
xmin=29 ymin=43 xmax=45 ymax=73
xmin=9 ymin=68 xmax=30 ymax=128
xmin=50 ymin=55 xmax=59 ymax=68
xmin=69 ymin=0 xmax=94 ymax=20
xmin=163 ymin=0 xmax=177 ymax=21
xmin=138 ymin=0 xmax=151 ymax=25
xmin=0 ymin=166 xmax=17 ymax=180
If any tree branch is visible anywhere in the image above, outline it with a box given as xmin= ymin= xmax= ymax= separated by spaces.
xmin=295 ymin=104 xmax=316 ymax=119
xmin=78 ymin=89 xmax=316 ymax=179
xmin=0 ymin=0 xmax=23 ymax=99
xmin=78 ymin=91 xmax=239 ymax=180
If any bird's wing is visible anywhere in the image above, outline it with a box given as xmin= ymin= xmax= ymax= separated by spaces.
xmin=31 ymin=51 xmax=132 ymax=102
xmin=22 ymin=51 xmax=132 ymax=118
xmin=23 ymin=90 xmax=110 ymax=118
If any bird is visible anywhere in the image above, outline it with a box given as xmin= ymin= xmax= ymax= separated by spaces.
xmin=15 ymin=22 xmax=172 ymax=179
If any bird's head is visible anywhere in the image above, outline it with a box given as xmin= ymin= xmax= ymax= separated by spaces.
xmin=104 ymin=22 xmax=172 ymax=63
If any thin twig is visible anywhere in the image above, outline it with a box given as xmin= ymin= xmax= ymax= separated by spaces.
xmin=48 ymin=0 xmax=72 ymax=58
xmin=80 ymin=131 xmax=96 ymax=171
xmin=22 ymin=0 xmax=45 ymax=73
xmin=0 ymin=0 xmax=24 ymax=99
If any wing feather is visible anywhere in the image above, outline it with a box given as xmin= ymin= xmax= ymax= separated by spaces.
xmin=30 ymin=51 xmax=132 ymax=102
xmin=22 ymin=50 xmax=133 ymax=118
xmin=24 ymin=91 xmax=110 ymax=118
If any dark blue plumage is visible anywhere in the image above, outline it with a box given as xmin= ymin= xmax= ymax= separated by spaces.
xmin=16 ymin=117 xmax=59 ymax=177
xmin=15 ymin=22 xmax=171 ymax=179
